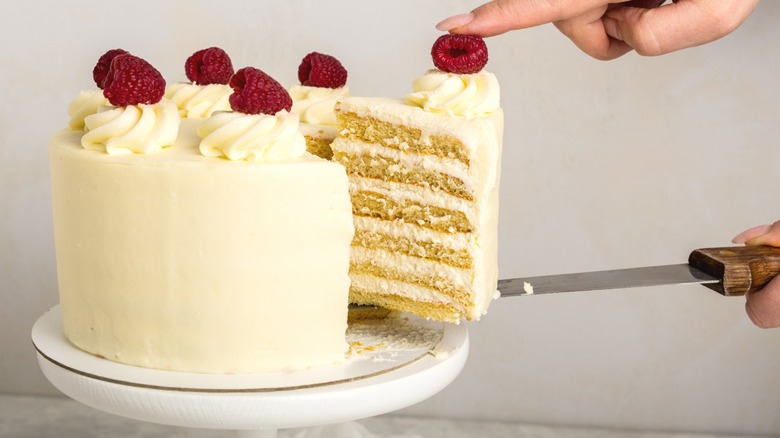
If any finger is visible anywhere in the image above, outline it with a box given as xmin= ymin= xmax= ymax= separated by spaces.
xmin=604 ymin=0 xmax=760 ymax=56
xmin=732 ymin=223 xmax=774 ymax=244
xmin=555 ymin=14 xmax=634 ymax=60
xmin=745 ymin=275 xmax=780 ymax=329
xmin=745 ymin=221 xmax=780 ymax=247
xmin=438 ymin=0 xmax=616 ymax=37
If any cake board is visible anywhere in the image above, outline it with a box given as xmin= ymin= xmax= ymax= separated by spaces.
xmin=32 ymin=306 xmax=469 ymax=437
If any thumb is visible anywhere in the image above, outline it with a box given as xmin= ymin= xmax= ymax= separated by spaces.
xmin=437 ymin=0 xmax=572 ymax=37
xmin=745 ymin=275 xmax=780 ymax=328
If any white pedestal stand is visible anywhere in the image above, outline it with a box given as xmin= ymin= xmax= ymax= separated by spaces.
xmin=33 ymin=307 xmax=468 ymax=437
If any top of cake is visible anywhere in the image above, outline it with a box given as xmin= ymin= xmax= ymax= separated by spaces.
xmin=67 ymin=48 xmax=311 ymax=162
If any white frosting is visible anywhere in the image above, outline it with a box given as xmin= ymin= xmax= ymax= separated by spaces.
xmin=197 ymin=110 xmax=306 ymax=161
xmin=405 ymin=69 xmax=500 ymax=116
xmin=67 ymin=89 xmax=109 ymax=130
xmin=289 ymin=85 xmax=349 ymax=125
xmin=164 ymin=83 xmax=232 ymax=118
xmin=82 ymin=99 xmax=180 ymax=154
xmin=49 ymin=119 xmax=354 ymax=373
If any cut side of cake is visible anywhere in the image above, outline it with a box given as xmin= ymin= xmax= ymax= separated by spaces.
xmin=331 ymin=94 xmax=503 ymax=323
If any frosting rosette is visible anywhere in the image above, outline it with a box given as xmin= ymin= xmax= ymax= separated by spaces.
xmin=289 ymin=85 xmax=349 ymax=125
xmin=406 ymin=69 xmax=500 ymax=116
xmin=164 ymin=83 xmax=232 ymax=118
xmin=197 ymin=110 xmax=306 ymax=161
xmin=81 ymin=99 xmax=180 ymax=154
xmin=67 ymin=89 xmax=109 ymax=130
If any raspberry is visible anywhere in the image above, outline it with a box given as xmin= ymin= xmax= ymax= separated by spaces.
xmin=185 ymin=47 xmax=234 ymax=85
xmin=93 ymin=48 xmax=130 ymax=89
xmin=431 ymin=34 xmax=488 ymax=74
xmin=229 ymin=67 xmax=292 ymax=115
xmin=298 ymin=52 xmax=348 ymax=88
xmin=102 ymin=54 xmax=166 ymax=106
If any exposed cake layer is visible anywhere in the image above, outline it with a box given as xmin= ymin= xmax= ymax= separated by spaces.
xmin=349 ymin=275 xmax=463 ymax=323
xmin=50 ymin=119 xmax=354 ymax=373
xmin=332 ymin=143 xmax=473 ymax=200
xmin=300 ymin=123 xmax=337 ymax=160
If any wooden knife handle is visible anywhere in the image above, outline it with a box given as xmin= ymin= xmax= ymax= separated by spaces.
xmin=688 ymin=246 xmax=780 ymax=296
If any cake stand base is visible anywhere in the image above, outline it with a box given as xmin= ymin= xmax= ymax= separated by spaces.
xmin=33 ymin=306 xmax=468 ymax=437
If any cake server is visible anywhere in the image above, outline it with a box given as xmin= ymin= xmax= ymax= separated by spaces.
xmin=498 ymin=246 xmax=780 ymax=297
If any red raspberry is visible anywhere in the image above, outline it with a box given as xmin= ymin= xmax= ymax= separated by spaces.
xmin=102 ymin=54 xmax=166 ymax=106
xmin=298 ymin=52 xmax=348 ymax=88
xmin=93 ymin=48 xmax=130 ymax=89
xmin=431 ymin=34 xmax=488 ymax=74
xmin=185 ymin=47 xmax=235 ymax=85
xmin=229 ymin=67 xmax=292 ymax=115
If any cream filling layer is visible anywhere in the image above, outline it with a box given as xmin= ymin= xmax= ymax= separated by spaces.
xmin=351 ymin=246 xmax=473 ymax=297
xmin=350 ymin=272 xmax=460 ymax=307
xmin=352 ymin=216 xmax=474 ymax=253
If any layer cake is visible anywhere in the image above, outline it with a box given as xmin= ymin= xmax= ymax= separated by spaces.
xmin=331 ymin=66 xmax=503 ymax=322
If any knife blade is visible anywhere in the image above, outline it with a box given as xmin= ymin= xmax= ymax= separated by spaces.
xmin=498 ymin=245 xmax=780 ymax=297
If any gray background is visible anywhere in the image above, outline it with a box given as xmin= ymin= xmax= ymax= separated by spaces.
xmin=2 ymin=1 xmax=779 ymax=435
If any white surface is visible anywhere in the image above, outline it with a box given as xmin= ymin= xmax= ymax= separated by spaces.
xmin=2 ymin=0 xmax=780 ymax=436
xmin=0 ymin=395 xmax=772 ymax=438
xmin=32 ymin=307 xmax=468 ymax=431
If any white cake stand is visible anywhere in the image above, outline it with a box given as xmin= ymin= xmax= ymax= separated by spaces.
xmin=32 ymin=306 xmax=468 ymax=438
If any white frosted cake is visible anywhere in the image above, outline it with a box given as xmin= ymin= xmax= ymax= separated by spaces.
xmin=50 ymin=52 xmax=354 ymax=373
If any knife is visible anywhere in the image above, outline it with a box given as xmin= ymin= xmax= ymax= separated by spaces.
xmin=498 ymin=246 xmax=780 ymax=297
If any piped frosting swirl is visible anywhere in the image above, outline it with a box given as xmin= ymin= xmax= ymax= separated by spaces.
xmin=81 ymin=99 xmax=180 ymax=154
xmin=68 ymin=90 xmax=109 ymax=130
xmin=406 ymin=69 xmax=500 ymax=116
xmin=289 ymin=85 xmax=349 ymax=125
xmin=164 ymin=83 xmax=232 ymax=119
xmin=197 ymin=111 xmax=306 ymax=161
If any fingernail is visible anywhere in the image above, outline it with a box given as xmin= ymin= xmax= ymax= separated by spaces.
xmin=732 ymin=235 xmax=748 ymax=244
xmin=436 ymin=13 xmax=475 ymax=32
xmin=602 ymin=17 xmax=623 ymax=41
xmin=732 ymin=224 xmax=772 ymax=244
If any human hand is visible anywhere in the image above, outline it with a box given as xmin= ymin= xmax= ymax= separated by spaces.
xmin=436 ymin=0 xmax=760 ymax=60
xmin=732 ymin=221 xmax=780 ymax=329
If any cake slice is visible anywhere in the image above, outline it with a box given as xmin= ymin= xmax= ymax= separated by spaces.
xmin=330 ymin=35 xmax=503 ymax=322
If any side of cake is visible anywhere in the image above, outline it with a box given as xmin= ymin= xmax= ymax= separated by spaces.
xmin=50 ymin=50 xmax=355 ymax=373
xmin=330 ymin=35 xmax=503 ymax=322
